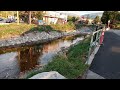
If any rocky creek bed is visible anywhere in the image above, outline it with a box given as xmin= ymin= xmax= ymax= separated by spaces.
xmin=0 ymin=28 xmax=92 ymax=48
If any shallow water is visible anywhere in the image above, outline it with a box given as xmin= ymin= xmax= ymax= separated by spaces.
xmin=0 ymin=35 xmax=84 ymax=79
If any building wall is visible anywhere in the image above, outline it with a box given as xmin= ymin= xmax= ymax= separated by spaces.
xmin=43 ymin=11 xmax=67 ymax=25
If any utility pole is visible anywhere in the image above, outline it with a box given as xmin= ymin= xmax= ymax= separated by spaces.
xmin=17 ymin=11 xmax=19 ymax=25
xmin=29 ymin=11 xmax=31 ymax=24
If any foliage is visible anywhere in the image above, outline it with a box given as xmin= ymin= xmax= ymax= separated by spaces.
xmin=0 ymin=11 xmax=16 ymax=18
xmin=101 ymin=11 xmax=119 ymax=24
xmin=101 ymin=11 xmax=120 ymax=29
xmin=19 ymin=11 xmax=44 ymax=23
xmin=67 ymin=16 xmax=79 ymax=23
xmin=50 ymin=22 xmax=76 ymax=32
xmin=94 ymin=16 xmax=101 ymax=24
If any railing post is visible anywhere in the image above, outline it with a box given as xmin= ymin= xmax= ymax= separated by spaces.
xmin=86 ymin=33 xmax=94 ymax=64
xmin=98 ymin=30 xmax=102 ymax=45
xmin=85 ymin=24 xmax=105 ymax=65
xmin=95 ymin=31 xmax=99 ymax=46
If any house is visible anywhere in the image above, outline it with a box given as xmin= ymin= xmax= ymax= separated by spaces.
xmin=43 ymin=11 xmax=67 ymax=25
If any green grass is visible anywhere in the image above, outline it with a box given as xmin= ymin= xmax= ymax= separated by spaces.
xmin=25 ymin=37 xmax=91 ymax=79
xmin=0 ymin=23 xmax=37 ymax=39
xmin=0 ymin=23 xmax=95 ymax=39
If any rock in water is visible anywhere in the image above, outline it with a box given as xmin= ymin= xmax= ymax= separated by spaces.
xmin=29 ymin=71 xmax=66 ymax=79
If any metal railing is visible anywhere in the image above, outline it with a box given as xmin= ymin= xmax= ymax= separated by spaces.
xmin=86 ymin=26 xmax=105 ymax=64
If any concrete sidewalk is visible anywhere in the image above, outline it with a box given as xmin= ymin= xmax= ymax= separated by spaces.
xmin=87 ymin=30 xmax=120 ymax=79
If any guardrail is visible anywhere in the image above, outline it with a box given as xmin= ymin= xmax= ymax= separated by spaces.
xmin=86 ymin=26 xmax=105 ymax=65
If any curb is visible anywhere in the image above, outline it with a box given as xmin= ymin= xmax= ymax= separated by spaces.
xmin=82 ymin=44 xmax=101 ymax=79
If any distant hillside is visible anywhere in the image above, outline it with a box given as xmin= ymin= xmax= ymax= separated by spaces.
xmin=82 ymin=12 xmax=103 ymax=19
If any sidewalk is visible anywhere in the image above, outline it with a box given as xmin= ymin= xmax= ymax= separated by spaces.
xmin=87 ymin=30 xmax=120 ymax=79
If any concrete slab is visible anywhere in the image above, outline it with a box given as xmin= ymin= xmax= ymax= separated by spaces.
xmin=86 ymin=70 xmax=105 ymax=79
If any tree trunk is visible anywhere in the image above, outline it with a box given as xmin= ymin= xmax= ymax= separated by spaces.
xmin=29 ymin=11 xmax=31 ymax=24
xmin=17 ymin=11 xmax=19 ymax=25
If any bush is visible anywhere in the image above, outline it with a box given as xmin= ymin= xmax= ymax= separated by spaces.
xmin=50 ymin=22 xmax=76 ymax=32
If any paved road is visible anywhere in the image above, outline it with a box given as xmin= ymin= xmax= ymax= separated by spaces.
xmin=89 ymin=30 xmax=120 ymax=79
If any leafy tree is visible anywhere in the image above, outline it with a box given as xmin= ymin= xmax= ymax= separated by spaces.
xmin=94 ymin=16 xmax=100 ymax=24
xmin=19 ymin=11 xmax=44 ymax=23
xmin=116 ymin=13 xmax=120 ymax=21
xmin=101 ymin=11 xmax=109 ymax=24
xmin=67 ymin=16 xmax=79 ymax=23
xmin=101 ymin=11 xmax=119 ymax=24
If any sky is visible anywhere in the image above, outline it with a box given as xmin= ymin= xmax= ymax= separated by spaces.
xmin=56 ymin=11 xmax=104 ymax=16
xmin=79 ymin=11 xmax=103 ymax=15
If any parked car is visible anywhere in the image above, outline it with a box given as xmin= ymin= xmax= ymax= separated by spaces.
xmin=6 ymin=18 xmax=16 ymax=23
xmin=0 ymin=18 xmax=6 ymax=23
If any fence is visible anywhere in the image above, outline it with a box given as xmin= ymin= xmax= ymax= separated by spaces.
xmin=86 ymin=25 xmax=105 ymax=65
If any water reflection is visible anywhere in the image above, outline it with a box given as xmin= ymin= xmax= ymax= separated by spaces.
xmin=18 ymin=46 xmax=43 ymax=72
xmin=0 ymin=35 xmax=84 ymax=78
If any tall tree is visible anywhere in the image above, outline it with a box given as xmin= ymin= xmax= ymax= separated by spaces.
xmin=101 ymin=11 xmax=110 ymax=24
xmin=19 ymin=11 xmax=44 ymax=24
xmin=101 ymin=11 xmax=119 ymax=24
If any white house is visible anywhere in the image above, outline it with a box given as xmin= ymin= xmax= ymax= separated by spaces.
xmin=43 ymin=11 xmax=68 ymax=25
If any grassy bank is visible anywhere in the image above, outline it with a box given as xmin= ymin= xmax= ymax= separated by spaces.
xmin=0 ymin=23 xmax=95 ymax=39
xmin=0 ymin=23 xmax=74 ymax=39
xmin=0 ymin=23 xmax=37 ymax=39
xmin=25 ymin=37 xmax=91 ymax=79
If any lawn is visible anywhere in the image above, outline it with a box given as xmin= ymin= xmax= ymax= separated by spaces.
xmin=0 ymin=23 xmax=95 ymax=39
xmin=0 ymin=23 xmax=37 ymax=39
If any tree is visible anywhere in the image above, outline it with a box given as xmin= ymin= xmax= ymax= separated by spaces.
xmin=35 ymin=11 xmax=44 ymax=20
xmin=19 ymin=11 xmax=29 ymax=23
xmin=29 ymin=11 xmax=31 ymax=24
xmin=19 ymin=11 xmax=44 ymax=24
xmin=17 ymin=11 xmax=19 ymax=25
xmin=101 ymin=11 xmax=119 ymax=24
xmin=94 ymin=16 xmax=100 ymax=24
xmin=67 ymin=16 xmax=79 ymax=23
xmin=101 ymin=11 xmax=109 ymax=24
xmin=116 ymin=13 xmax=120 ymax=21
